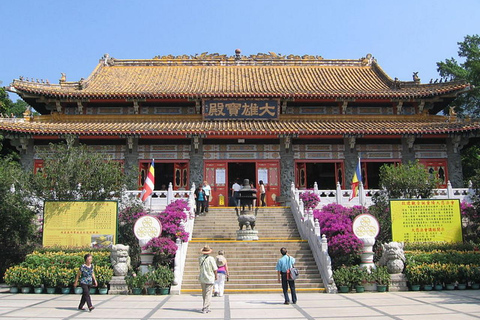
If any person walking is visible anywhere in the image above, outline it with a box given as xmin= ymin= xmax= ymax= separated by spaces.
xmin=214 ymin=250 xmax=229 ymax=297
xmin=259 ymin=180 xmax=266 ymax=207
xmin=203 ymin=181 xmax=211 ymax=213
xmin=231 ymin=180 xmax=241 ymax=207
xmin=195 ymin=185 xmax=207 ymax=215
xmin=73 ymin=254 xmax=98 ymax=311
xmin=276 ymin=247 xmax=297 ymax=305
xmin=199 ymin=245 xmax=218 ymax=314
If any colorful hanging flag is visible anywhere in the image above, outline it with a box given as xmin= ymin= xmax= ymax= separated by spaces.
xmin=140 ymin=160 xmax=155 ymax=202
xmin=350 ymin=157 xmax=362 ymax=200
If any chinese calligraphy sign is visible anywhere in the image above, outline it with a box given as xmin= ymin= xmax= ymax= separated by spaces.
xmin=203 ymin=100 xmax=279 ymax=120
xmin=390 ymin=199 xmax=462 ymax=243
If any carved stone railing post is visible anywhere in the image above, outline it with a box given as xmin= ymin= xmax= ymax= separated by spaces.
xmin=335 ymin=182 xmax=342 ymax=205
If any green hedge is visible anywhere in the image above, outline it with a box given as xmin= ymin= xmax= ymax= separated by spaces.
xmin=406 ymin=251 xmax=480 ymax=266
xmin=20 ymin=250 xmax=110 ymax=269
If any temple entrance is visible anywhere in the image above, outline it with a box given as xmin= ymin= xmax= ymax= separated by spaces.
xmin=228 ymin=162 xmax=256 ymax=206
xmin=204 ymin=160 xmax=281 ymax=207
xmin=139 ymin=161 xmax=189 ymax=190
xmin=295 ymin=161 xmax=344 ymax=189
xmin=362 ymin=161 xmax=399 ymax=189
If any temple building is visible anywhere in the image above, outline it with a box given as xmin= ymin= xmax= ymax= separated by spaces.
xmin=2 ymin=51 xmax=479 ymax=206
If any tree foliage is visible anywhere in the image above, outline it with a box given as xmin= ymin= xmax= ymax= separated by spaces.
xmin=369 ymin=161 xmax=440 ymax=242
xmin=0 ymin=156 xmax=37 ymax=280
xmin=437 ymin=34 xmax=480 ymax=115
xmin=0 ymin=87 xmax=29 ymax=117
xmin=31 ymin=136 xmax=127 ymax=201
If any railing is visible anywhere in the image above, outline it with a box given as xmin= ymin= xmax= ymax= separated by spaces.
xmin=124 ymin=182 xmax=196 ymax=295
xmin=171 ymin=183 xmax=196 ymax=295
xmin=123 ymin=182 xmax=193 ymax=212
xmin=295 ymin=180 xmax=473 ymax=209
xmin=290 ymin=182 xmax=337 ymax=293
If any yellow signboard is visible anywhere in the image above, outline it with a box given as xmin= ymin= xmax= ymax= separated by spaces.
xmin=390 ymin=199 xmax=462 ymax=243
xmin=43 ymin=201 xmax=118 ymax=248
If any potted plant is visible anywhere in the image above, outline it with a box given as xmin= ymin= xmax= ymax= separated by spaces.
xmin=469 ymin=266 xmax=480 ymax=289
xmin=17 ymin=266 xmax=32 ymax=293
xmin=57 ymin=268 xmax=75 ymax=294
xmin=443 ymin=264 xmax=457 ymax=290
xmin=145 ymin=267 xmax=157 ymax=295
xmin=351 ymin=267 xmax=368 ymax=293
xmin=4 ymin=266 xmax=22 ymax=293
xmin=333 ymin=266 xmax=351 ymax=293
xmin=457 ymin=265 xmax=468 ymax=290
xmin=154 ymin=265 xmax=174 ymax=295
xmin=125 ymin=272 xmax=146 ymax=295
xmin=31 ymin=268 xmax=44 ymax=294
xmin=95 ymin=265 xmax=113 ymax=294
xmin=372 ymin=266 xmax=390 ymax=292
xmin=405 ymin=265 xmax=422 ymax=291
xmin=44 ymin=266 xmax=58 ymax=294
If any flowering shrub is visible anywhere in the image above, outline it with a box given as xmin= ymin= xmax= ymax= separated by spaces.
xmin=142 ymin=236 xmax=178 ymax=266
xmin=460 ymin=201 xmax=480 ymax=241
xmin=118 ymin=205 xmax=148 ymax=225
xmin=299 ymin=191 xmax=320 ymax=210
xmin=156 ymin=200 xmax=190 ymax=242
xmin=313 ymin=204 xmax=364 ymax=268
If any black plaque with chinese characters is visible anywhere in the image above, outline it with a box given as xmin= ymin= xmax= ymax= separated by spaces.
xmin=203 ymin=100 xmax=279 ymax=120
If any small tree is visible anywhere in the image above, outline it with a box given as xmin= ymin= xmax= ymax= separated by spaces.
xmin=31 ymin=136 xmax=127 ymax=201
xmin=0 ymin=156 xmax=37 ymax=280
xmin=369 ymin=161 xmax=440 ymax=242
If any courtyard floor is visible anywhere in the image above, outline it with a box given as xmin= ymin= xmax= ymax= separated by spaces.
xmin=0 ymin=289 xmax=479 ymax=320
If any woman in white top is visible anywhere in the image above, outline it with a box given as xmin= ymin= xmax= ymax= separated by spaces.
xmin=259 ymin=180 xmax=266 ymax=207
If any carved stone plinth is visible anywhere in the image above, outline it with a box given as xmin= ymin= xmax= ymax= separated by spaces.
xmin=108 ymin=276 xmax=128 ymax=295
xmin=389 ymin=273 xmax=408 ymax=292
xmin=236 ymin=230 xmax=259 ymax=241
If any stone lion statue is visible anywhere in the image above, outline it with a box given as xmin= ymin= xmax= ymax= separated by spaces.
xmin=378 ymin=242 xmax=406 ymax=274
xmin=110 ymin=244 xmax=131 ymax=276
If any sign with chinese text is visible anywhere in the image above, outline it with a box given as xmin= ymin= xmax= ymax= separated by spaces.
xmin=390 ymin=199 xmax=462 ymax=243
xmin=203 ymin=100 xmax=279 ymax=120
xmin=353 ymin=214 xmax=380 ymax=239
xmin=43 ymin=201 xmax=117 ymax=248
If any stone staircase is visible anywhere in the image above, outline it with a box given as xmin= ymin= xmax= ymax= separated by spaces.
xmin=181 ymin=207 xmax=324 ymax=293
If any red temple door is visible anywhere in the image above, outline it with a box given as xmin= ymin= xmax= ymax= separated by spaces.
xmin=138 ymin=162 xmax=149 ymax=189
xmin=205 ymin=161 xmax=228 ymax=207
xmin=174 ymin=163 xmax=189 ymax=190
xmin=256 ymin=161 xmax=280 ymax=206
xmin=419 ymin=160 xmax=448 ymax=188
xmin=295 ymin=162 xmax=307 ymax=189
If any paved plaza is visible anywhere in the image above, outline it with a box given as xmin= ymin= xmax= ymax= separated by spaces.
xmin=0 ymin=289 xmax=479 ymax=320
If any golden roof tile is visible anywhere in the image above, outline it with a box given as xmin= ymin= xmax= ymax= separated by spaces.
xmin=0 ymin=114 xmax=478 ymax=137
xmin=9 ymin=54 xmax=470 ymax=100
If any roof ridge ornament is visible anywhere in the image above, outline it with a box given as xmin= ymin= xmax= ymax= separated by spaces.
xmin=101 ymin=53 xmax=115 ymax=66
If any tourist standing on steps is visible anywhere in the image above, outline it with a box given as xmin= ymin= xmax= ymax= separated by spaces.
xmin=195 ymin=185 xmax=207 ymax=215
xmin=259 ymin=180 xmax=266 ymax=207
xmin=231 ymin=179 xmax=241 ymax=207
xmin=203 ymin=181 xmax=211 ymax=213
xmin=73 ymin=254 xmax=98 ymax=312
xmin=276 ymin=247 xmax=297 ymax=305
xmin=199 ymin=245 xmax=218 ymax=314
xmin=214 ymin=250 xmax=230 ymax=297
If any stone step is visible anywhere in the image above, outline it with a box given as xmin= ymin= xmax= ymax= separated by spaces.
xmin=181 ymin=207 xmax=324 ymax=293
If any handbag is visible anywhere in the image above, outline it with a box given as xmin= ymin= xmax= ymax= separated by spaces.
xmin=287 ymin=256 xmax=299 ymax=281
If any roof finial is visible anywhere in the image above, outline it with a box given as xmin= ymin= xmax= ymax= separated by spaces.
xmin=235 ymin=49 xmax=241 ymax=61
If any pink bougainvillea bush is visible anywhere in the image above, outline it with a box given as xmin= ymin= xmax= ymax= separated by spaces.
xmin=299 ymin=191 xmax=321 ymax=210
xmin=313 ymin=203 xmax=365 ymax=268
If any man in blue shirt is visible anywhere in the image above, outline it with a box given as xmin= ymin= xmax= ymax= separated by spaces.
xmin=195 ymin=185 xmax=207 ymax=215
xmin=276 ymin=247 xmax=297 ymax=304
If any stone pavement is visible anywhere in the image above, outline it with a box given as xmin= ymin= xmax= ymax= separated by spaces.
xmin=0 ymin=290 xmax=480 ymax=320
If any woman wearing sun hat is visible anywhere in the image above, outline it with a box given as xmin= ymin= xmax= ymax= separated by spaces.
xmin=214 ymin=250 xmax=229 ymax=297
xmin=198 ymin=245 xmax=217 ymax=314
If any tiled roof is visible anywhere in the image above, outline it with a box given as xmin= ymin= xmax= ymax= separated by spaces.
xmin=9 ymin=54 xmax=469 ymax=100
xmin=1 ymin=115 xmax=478 ymax=137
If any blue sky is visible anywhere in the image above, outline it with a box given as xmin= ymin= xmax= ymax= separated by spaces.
xmin=1 ymin=1 xmax=478 ymax=100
